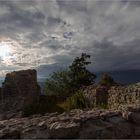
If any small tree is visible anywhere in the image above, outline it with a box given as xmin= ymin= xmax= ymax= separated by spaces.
xmin=69 ymin=53 xmax=96 ymax=87
xmin=99 ymin=73 xmax=116 ymax=86
xmin=45 ymin=53 xmax=96 ymax=95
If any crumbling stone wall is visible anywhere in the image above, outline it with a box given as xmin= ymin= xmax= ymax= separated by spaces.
xmin=0 ymin=69 xmax=41 ymax=113
xmin=108 ymin=83 xmax=140 ymax=108
xmin=82 ymin=85 xmax=109 ymax=107
xmin=82 ymin=83 xmax=140 ymax=108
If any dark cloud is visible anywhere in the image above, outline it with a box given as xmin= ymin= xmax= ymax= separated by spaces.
xmin=0 ymin=3 xmax=45 ymax=28
xmin=123 ymin=0 xmax=140 ymax=7
xmin=56 ymin=0 xmax=87 ymax=13
xmin=37 ymin=63 xmax=65 ymax=79
xmin=63 ymin=32 xmax=74 ymax=39
xmin=88 ymin=39 xmax=140 ymax=71
xmin=0 ymin=0 xmax=140 ymax=78
xmin=47 ymin=17 xmax=62 ymax=26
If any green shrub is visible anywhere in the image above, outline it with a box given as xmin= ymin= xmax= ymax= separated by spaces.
xmin=45 ymin=69 xmax=73 ymax=96
xmin=58 ymin=91 xmax=89 ymax=111
xmin=99 ymin=73 xmax=117 ymax=87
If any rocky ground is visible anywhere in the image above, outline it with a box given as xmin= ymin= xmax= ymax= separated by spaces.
xmin=0 ymin=104 xmax=140 ymax=139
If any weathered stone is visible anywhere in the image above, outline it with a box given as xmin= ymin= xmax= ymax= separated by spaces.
xmin=79 ymin=119 xmax=114 ymax=139
xmin=108 ymin=116 xmax=131 ymax=138
xmin=0 ymin=105 xmax=139 ymax=139
xmin=129 ymin=112 xmax=140 ymax=124
xmin=0 ymin=129 xmax=20 ymax=139
xmin=82 ymin=83 xmax=140 ymax=109
xmin=49 ymin=122 xmax=80 ymax=139
xmin=0 ymin=69 xmax=41 ymax=113
xmin=134 ymin=126 xmax=140 ymax=136
xmin=38 ymin=121 xmax=46 ymax=127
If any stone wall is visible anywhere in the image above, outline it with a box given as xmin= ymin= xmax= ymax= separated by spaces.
xmin=0 ymin=69 xmax=41 ymax=113
xmin=82 ymin=83 xmax=140 ymax=108
xmin=108 ymin=83 xmax=140 ymax=108
xmin=0 ymin=104 xmax=140 ymax=139
xmin=82 ymin=85 xmax=109 ymax=107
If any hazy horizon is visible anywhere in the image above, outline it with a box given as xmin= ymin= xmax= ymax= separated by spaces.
xmin=0 ymin=69 xmax=139 ymax=87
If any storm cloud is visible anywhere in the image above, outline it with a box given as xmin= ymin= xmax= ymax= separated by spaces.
xmin=0 ymin=0 xmax=140 ymax=77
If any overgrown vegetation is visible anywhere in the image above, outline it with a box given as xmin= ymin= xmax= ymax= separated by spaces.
xmin=58 ymin=91 xmax=89 ymax=111
xmin=23 ymin=53 xmax=118 ymax=116
xmin=23 ymin=53 xmax=96 ymax=116
xmin=22 ymin=92 xmax=89 ymax=117
xmin=99 ymin=73 xmax=117 ymax=87
xmin=45 ymin=69 xmax=72 ymax=96
xmin=45 ymin=53 xmax=96 ymax=96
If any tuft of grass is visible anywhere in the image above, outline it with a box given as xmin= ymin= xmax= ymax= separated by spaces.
xmin=97 ymin=103 xmax=108 ymax=109
xmin=58 ymin=91 xmax=89 ymax=111
xmin=22 ymin=92 xmax=91 ymax=117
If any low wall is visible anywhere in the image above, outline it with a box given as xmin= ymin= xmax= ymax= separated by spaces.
xmin=108 ymin=83 xmax=140 ymax=108
xmin=82 ymin=85 xmax=108 ymax=107
xmin=82 ymin=83 xmax=140 ymax=108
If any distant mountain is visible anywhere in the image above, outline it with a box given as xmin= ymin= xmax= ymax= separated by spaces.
xmin=95 ymin=69 xmax=140 ymax=85
xmin=38 ymin=81 xmax=46 ymax=94
xmin=0 ymin=78 xmax=4 ymax=87
xmin=37 ymin=69 xmax=140 ymax=94
xmin=1 ymin=69 xmax=139 ymax=90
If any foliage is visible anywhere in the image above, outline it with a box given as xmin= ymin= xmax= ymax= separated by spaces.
xmin=58 ymin=91 xmax=89 ymax=111
xmin=23 ymin=53 xmax=96 ymax=116
xmin=69 ymin=53 xmax=96 ymax=87
xmin=99 ymin=73 xmax=117 ymax=87
xmin=45 ymin=53 xmax=96 ymax=95
xmin=23 ymin=92 xmax=89 ymax=116
xmin=45 ymin=69 xmax=72 ymax=95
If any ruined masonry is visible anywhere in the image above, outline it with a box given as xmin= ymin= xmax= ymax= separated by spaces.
xmin=82 ymin=83 xmax=140 ymax=109
xmin=0 ymin=69 xmax=40 ymax=113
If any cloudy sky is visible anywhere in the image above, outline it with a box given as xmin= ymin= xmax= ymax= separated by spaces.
xmin=0 ymin=0 xmax=140 ymax=79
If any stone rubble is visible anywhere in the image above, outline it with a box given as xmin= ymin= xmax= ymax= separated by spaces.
xmin=0 ymin=104 xmax=140 ymax=139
